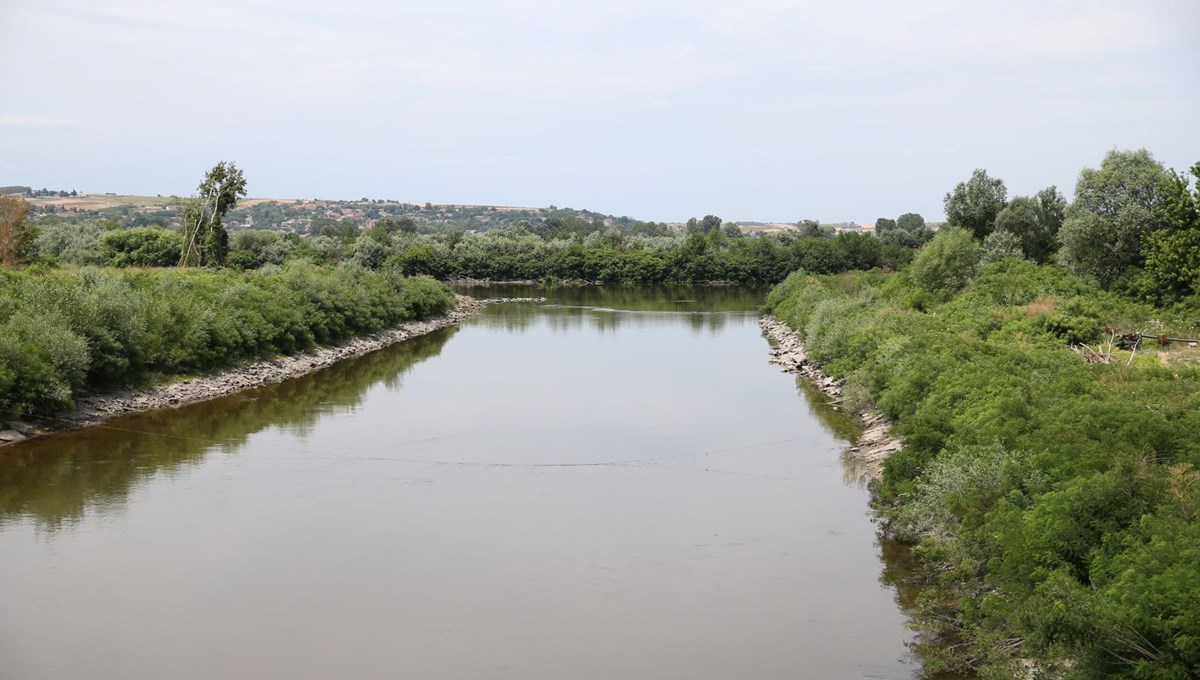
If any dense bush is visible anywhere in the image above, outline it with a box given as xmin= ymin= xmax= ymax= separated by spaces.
xmin=32 ymin=221 xmax=108 ymax=266
xmin=101 ymin=226 xmax=184 ymax=267
xmin=907 ymin=227 xmax=980 ymax=301
xmin=764 ymin=263 xmax=1200 ymax=678
xmin=0 ymin=264 xmax=456 ymax=418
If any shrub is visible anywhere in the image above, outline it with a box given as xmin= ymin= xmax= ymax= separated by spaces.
xmin=908 ymin=227 xmax=980 ymax=300
xmin=0 ymin=265 xmax=457 ymax=418
xmin=102 ymin=227 xmax=184 ymax=267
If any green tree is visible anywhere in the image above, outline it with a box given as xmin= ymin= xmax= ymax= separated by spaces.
xmin=797 ymin=219 xmax=831 ymax=238
xmin=795 ymin=237 xmax=846 ymax=273
xmin=896 ymin=212 xmax=925 ymax=233
xmin=686 ymin=215 xmax=723 ymax=235
xmin=376 ymin=217 xmax=418 ymax=235
xmin=944 ymin=169 xmax=1008 ymax=240
xmin=179 ymin=161 xmax=247 ymax=267
xmin=1141 ymin=161 xmax=1200 ymax=301
xmin=875 ymin=217 xmax=897 ymax=236
xmin=993 ymin=187 xmax=1064 ymax=263
xmin=1058 ymin=149 xmax=1171 ymax=286
xmin=909 ymin=227 xmax=980 ymax=299
xmin=835 ymin=232 xmax=883 ymax=270
xmin=881 ymin=212 xmax=933 ymax=248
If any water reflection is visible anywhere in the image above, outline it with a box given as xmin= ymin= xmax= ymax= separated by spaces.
xmin=455 ymin=284 xmax=768 ymax=312
xmin=0 ymin=328 xmax=455 ymax=530
xmin=460 ymin=284 xmax=767 ymax=336
xmin=0 ymin=286 xmax=935 ymax=680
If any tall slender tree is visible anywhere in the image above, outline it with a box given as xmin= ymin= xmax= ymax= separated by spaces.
xmin=180 ymin=162 xmax=247 ymax=267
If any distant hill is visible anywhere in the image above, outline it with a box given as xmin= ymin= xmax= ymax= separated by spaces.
xmin=23 ymin=193 xmax=671 ymax=235
xmin=22 ymin=191 xmax=900 ymax=235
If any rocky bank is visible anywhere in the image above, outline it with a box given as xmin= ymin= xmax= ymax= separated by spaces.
xmin=760 ymin=315 xmax=902 ymax=480
xmin=0 ymin=295 xmax=544 ymax=446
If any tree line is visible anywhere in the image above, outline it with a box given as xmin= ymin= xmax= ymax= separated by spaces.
xmin=939 ymin=149 xmax=1200 ymax=304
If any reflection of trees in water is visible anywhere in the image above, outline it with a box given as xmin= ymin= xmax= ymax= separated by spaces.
xmin=0 ymin=328 xmax=456 ymax=530
xmin=877 ymin=540 xmax=969 ymax=680
xmin=878 ymin=539 xmax=922 ymax=612
xmin=467 ymin=285 xmax=765 ymax=335
xmin=459 ymin=285 xmax=768 ymax=312
xmin=478 ymin=308 xmax=756 ymax=336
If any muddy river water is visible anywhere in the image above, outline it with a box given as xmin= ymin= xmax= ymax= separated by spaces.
xmin=0 ymin=286 xmax=923 ymax=679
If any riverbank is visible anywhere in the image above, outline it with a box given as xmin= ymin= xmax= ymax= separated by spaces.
xmin=0 ymin=295 xmax=543 ymax=446
xmin=759 ymin=315 xmax=901 ymax=480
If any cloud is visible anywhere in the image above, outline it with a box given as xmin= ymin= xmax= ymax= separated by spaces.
xmin=0 ymin=115 xmax=84 ymax=131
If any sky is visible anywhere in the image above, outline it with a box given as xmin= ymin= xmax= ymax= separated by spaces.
xmin=1 ymin=0 xmax=1198 ymax=223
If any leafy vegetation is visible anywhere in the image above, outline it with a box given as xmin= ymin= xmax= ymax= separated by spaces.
xmin=764 ymin=148 xmax=1200 ymax=679
xmin=0 ymin=264 xmax=456 ymax=420
xmin=944 ymin=169 xmax=1009 ymax=240
xmin=765 ymin=261 xmax=1200 ymax=678
xmin=179 ymin=161 xmax=247 ymax=267
xmin=876 ymin=212 xmax=935 ymax=247
xmin=23 ymin=218 xmax=913 ymax=284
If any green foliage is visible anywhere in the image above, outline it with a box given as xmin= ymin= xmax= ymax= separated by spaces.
xmin=375 ymin=216 xmax=418 ymax=234
xmin=685 ymin=214 xmax=723 ymax=235
xmin=1059 ymin=149 xmax=1173 ymax=287
xmin=1141 ymin=229 xmax=1200 ymax=303
xmin=908 ymin=227 xmax=980 ymax=299
xmin=765 ymin=264 xmax=1200 ymax=678
xmin=0 ymin=264 xmax=456 ymax=419
xmin=36 ymin=214 xmax=923 ymax=284
xmin=944 ymin=168 xmax=1008 ymax=240
xmin=993 ymin=187 xmax=1065 ymax=263
xmin=0 ymin=305 xmax=91 ymax=414
xmin=180 ymin=161 xmax=247 ymax=267
xmin=226 ymin=230 xmax=313 ymax=270
xmin=1140 ymin=163 xmax=1200 ymax=303
xmin=877 ymin=212 xmax=933 ymax=248
xmin=980 ymin=230 xmax=1024 ymax=265
xmin=896 ymin=212 xmax=925 ymax=233
xmin=32 ymin=220 xmax=108 ymax=266
xmin=101 ymin=227 xmax=184 ymax=267
xmin=896 ymin=443 xmax=1043 ymax=544
xmin=359 ymin=227 xmax=893 ymax=284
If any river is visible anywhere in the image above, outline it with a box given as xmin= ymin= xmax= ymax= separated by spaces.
xmin=0 ymin=286 xmax=922 ymax=679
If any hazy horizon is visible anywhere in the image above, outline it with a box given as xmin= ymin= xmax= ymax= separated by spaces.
xmin=2 ymin=0 xmax=1198 ymax=223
